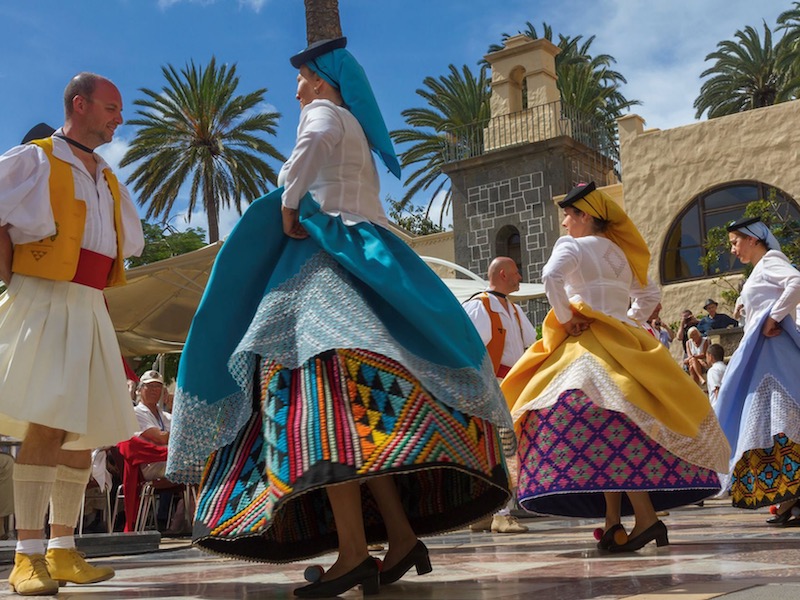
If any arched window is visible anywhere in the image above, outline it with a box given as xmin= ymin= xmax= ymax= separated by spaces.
xmin=661 ymin=181 xmax=800 ymax=283
xmin=509 ymin=66 xmax=526 ymax=113
xmin=496 ymin=225 xmax=522 ymax=272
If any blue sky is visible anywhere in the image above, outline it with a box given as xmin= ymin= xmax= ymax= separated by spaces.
xmin=0 ymin=0 xmax=791 ymax=238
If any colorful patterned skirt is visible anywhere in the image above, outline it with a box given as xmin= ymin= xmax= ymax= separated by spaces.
xmin=715 ymin=310 xmax=800 ymax=509
xmin=193 ymin=349 xmax=509 ymax=562
xmin=517 ymin=389 xmax=721 ymax=517
xmin=730 ymin=434 xmax=800 ymax=509
xmin=169 ymin=191 xmax=513 ymax=561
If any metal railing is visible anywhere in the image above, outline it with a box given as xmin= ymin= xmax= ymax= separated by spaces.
xmin=442 ymin=100 xmax=620 ymax=176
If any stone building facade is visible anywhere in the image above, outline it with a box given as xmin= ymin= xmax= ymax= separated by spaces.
xmin=428 ymin=32 xmax=800 ymax=348
xmin=440 ymin=35 xmax=617 ymax=323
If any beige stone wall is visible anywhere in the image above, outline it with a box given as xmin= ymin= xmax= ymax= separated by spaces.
xmin=617 ymin=100 xmax=800 ymax=359
xmin=388 ymin=223 xmax=456 ymax=278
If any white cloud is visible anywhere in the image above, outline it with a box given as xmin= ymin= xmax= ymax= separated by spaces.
xmin=477 ymin=0 xmax=788 ymax=130
xmin=238 ymin=0 xmax=267 ymax=11
xmin=156 ymin=0 xmax=267 ymax=12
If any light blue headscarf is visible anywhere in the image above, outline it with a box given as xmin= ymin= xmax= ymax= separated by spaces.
xmin=308 ymin=48 xmax=401 ymax=179
xmin=734 ymin=220 xmax=781 ymax=251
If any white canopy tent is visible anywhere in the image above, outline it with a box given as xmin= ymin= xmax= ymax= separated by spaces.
xmin=106 ymin=242 xmax=222 ymax=356
xmin=421 ymin=256 xmax=546 ymax=303
xmin=105 ymin=247 xmax=546 ymax=356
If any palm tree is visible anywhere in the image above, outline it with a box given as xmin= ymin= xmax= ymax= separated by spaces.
xmin=121 ymin=58 xmax=285 ymax=242
xmin=776 ymin=2 xmax=800 ymax=75
xmin=693 ymin=22 xmax=800 ymax=120
xmin=304 ymin=0 xmax=342 ymax=43
xmin=390 ymin=64 xmax=491 ymax=225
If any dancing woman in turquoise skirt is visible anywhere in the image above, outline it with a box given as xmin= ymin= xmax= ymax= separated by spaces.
xmin=167 ymin=38 xmax=511 ymax=598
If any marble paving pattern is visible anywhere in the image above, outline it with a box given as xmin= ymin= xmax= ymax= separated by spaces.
xmin=1 ymin=498 xmax=800 ymax=599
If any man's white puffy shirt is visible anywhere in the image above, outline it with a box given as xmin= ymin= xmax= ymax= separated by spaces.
xmin=133 ymin=402 xmax=171 ymax=438
xmin=278 ymin=99 xmax=387 ymax=227
xmin=463 ymin=293 xmax=538 ymax=367
xmin=0 ymin=131 xmax=144 ymax=258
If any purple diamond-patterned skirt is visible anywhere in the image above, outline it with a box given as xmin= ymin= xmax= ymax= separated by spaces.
xmin=517 ymin=389 xmax=721 ymax=517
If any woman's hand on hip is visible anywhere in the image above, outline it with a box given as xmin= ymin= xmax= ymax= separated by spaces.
xmin=762 ymin=316 xmax=782 ymax=338
xmin=281 ymin=206 xmax=309 ymax=239
xmin=563 ymin=314 xmax=593 ymax=336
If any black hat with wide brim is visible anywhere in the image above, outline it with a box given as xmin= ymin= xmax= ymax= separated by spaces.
xmin=557 ymin=181 xmax=596 ymax=208
xmin=726 ymin=216 xmax=761 ymax=232
xmin=21 ymin=123 xmax=56 ymax=144
xmin=290 ymin=37 xmax=348 ymax=68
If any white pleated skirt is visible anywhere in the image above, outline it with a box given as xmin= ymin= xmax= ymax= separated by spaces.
xmin=0 ymin=274 xmax=138 ymax=450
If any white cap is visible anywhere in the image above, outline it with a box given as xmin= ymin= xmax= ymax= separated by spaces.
xmin=140 ymin=370 xmax=164 ymax=385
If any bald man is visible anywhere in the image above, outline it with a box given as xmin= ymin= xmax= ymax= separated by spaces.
xmin=463 ymin=256 xmax=537 ymax=533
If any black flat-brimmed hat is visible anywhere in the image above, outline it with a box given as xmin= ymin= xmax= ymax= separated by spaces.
xmin=703 ymin=298 xmax=718 ymax=309
xmin=290 ymin=37 xmax=348 ymax=68
xmin=726 ymin=216 xmax=761 ymax=232
xmin=557 ymin=181 xmax=596 ymax=208
xmin=21 ymin=123 xmax=56 ymax=144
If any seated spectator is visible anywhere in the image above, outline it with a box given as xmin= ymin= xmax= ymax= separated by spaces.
xmin=654 ymin=318 xmax=674 ymax=348
xmin=705 ymin=343 xmax=727 ymax=407
xmin=697 ymin=298 xmax=738 ymax=335
xmin=133 ymin=370 xmax=170 ymax=480
xmin=683 ymin=326 xmax=709 ymax=386
xmin=0 ymin=452 xmax=13 ymax=540
xmin=677 ymin=309 xmax=700 ymax=371
xmin=646 ymin=303 xmax=674 ymax=348
xmin=133 ymin=370 xmax=192 ymax=534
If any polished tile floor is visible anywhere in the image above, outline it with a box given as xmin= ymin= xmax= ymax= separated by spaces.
xmin=1 ymin=498 xmax=799 ymax=599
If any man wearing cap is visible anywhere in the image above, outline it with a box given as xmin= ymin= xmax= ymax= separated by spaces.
xmin=0 ymin=73 xmax=144 ymax=595
xmin=133 ymin=371 xmax=171 ymax=479
xmin=463 ymin=256 xmax=535 ymax=533
xmin=697 ymin=299 xmax=738 ymax=336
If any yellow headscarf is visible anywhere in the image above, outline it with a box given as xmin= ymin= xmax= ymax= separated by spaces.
xmin=570 ymin=187 xmax=650 ymax=286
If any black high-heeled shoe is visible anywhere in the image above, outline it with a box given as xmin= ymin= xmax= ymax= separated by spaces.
xmin=596 ymin=523 xmax=626 ymax=550
xmin=379 ymin=540 xmax=432 ymax=585
xmin=767 ymin=510 xmax=793 ymax=525
xmin=294 ymin=557 xmax=379 ymax=598
xmin=608 ymin=520 xmax=669 ymax=553
xmin=767 ymin=500 xmax=798 ymax=525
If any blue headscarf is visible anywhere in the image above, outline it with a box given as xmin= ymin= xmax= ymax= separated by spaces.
xmin=734 ymin=220 xmax=781 ymax=251
xmin=307 ymin=48 xmax=401 ymax=179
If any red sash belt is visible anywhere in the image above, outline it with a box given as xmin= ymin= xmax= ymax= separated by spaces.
xmin=496 ymin=364 xmax=512 ymax=378
xmin=71 ymin=249 xmax=113 ymax=290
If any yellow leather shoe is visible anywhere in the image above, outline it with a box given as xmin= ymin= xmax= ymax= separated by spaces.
xmin=8 ymin=552 xmax=59 ymax=596
xmin=45 ymin=548 xmax=114 ymax=585
xmin=469 ymin=515 xmax=494 ymax=532
xmin=491 ymin=514 xmax=529 ymax=533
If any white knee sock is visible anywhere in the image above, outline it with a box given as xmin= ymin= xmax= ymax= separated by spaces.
xmin=13 ymin=464 xmax=56 ymax=532
xmin=47 ymin=535 xmax=75 ymax=550
xmin=49 ymin=465 xmax=91 ymax=529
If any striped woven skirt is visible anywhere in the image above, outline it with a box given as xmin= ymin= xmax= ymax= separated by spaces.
xmin=517 ymin=389 xmax=721 ymax=518
xmin=193 ymin=348 xmax=510 ymax=562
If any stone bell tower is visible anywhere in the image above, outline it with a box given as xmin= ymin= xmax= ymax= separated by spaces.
xmin=442 ymin=34 xmax=618 ymax=311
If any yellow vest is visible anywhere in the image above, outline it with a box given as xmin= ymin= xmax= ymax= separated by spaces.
xmin=11 ymin=138 xmax=126 ymax=287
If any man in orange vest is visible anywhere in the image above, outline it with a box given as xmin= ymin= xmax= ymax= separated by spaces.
xmin=463 ymin=256 xmax=537 ymax=533
xmin=0 ymin=73 xmax=144 ymax=596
